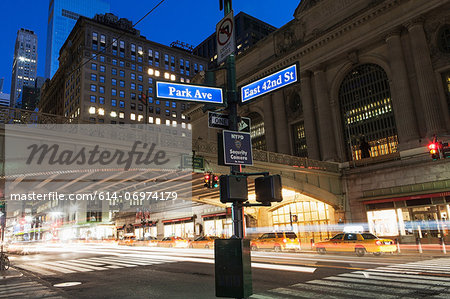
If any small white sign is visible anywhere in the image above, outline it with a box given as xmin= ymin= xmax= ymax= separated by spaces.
xmin=216 ymin=11 xmax=235 ymax=64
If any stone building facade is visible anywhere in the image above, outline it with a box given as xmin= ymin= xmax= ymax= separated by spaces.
xmin=190 ymin=0 xmax=450 ymax=242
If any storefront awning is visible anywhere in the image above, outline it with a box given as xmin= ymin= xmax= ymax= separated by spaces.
xmin=362 ymin=191 xmax=450 ymax=205
xmin=162 ymin=217 xmax=193 ymax=224
xmin=201 ymin=212 xmax=226 ymax=218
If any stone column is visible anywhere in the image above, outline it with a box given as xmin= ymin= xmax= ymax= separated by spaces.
xmin=314 ymin=68 xmax=337 ymax=161
xmin=271 ymin=91 xmax=290 ymax=154
xmin=406 ymin=20 xmax=445 ymax=136
xmin=386 ymin=31 xmax=420 ymax=144
xmin=300 ymin=71 xmax=320 ymax=160
xmin=262 ymin=95 xmax=276 ymax=152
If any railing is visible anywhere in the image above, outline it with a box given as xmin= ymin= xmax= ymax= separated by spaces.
xmin=0 ymin=107 xmax=70 ymax=124
xmin=192 ymin=140 xmax=340 ymax=173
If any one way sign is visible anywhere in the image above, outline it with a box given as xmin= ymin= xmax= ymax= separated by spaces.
xmin=208 ymin=112 xmax=251 ymax=133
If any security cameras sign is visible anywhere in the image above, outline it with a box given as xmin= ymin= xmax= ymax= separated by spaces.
xmin=156 ymin=81 xmax=224 ymax=104
xmin=240 ymin=64 xmax=298 ymax=104
xmin=216 ymin=10 xmax=235 ymax=64
xmin=223 ymin=130 xmax=253 ymax=166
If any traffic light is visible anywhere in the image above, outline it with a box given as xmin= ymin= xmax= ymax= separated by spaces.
xmin=255 ymin=175 xmax=283 ymax=203
xmin=204 ymin=172 xmax=211 ymax=188
xmin=428 ymin=142 xmax=440 ymax=160
xmin=212 ymin=174 xmax=219 ymax=188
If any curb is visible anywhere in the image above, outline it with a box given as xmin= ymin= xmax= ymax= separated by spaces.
xmin=0 ymin=267 xmax=24 ymax=280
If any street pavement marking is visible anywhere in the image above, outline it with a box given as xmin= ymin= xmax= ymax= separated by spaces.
xmin=48 ymin=261 xmax=93 ymax=272
xmin=0 ymin=278 xmax=62 ymax=298
xmin=87 ymin=257 xmax=139 ymax=267
xmin=56 ymin=260 xmax=106 ymax=271
xmin=17 ymin=264 xmax=56 ymax=276
xmin=105 ymin=265 xmax=122 ymax=269
xmin=251 ymin=257 xmax=450 ymax=298
xmin=38 ymin=262 xmax=77 ymax=274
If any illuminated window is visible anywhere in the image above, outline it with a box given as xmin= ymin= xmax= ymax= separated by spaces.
xmin=292 ymin=121 xmax=307 ymax=157
xmin=156 ymin=117 xmax=161 ymax=124
xmin=248 ymin=112 xmax=266 ymax=151
xmin=272 ymin=199 xmax=334 ymax=243
xmin=130 ymin=113 xmax=136 ymax=120
xmin=89 ymin=106 xmax=96 ymax=114
xmin=110 ymin=111 xmax=117 ymax=118
xmin=339 ymin=64 xmax=398 ymax=160
xmin=119 ymin=112 xmax=124 ymax=119
xmin=165 ymin=119 xmax=170 ymax=126
xmin=149 ymin=116 xmax=154 ymax=123
xmin=98 ymin=108 xmax=105 ymax=116
xmin=442 ymin=71 xmax=450 ymax=116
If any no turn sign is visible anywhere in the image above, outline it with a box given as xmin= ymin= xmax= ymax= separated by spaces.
xmin=216 ymin=11 xmax=235 ymax=64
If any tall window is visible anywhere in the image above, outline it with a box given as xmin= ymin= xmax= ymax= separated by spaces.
xmin=248 ymin=112 xmax=266 ymax=151
xmin=339 ymin=64 xmax=398 ymax=160
xmin=443 ymin=71 xmax=450 ymax=116
xmin=292 ymin=121 xmax=307 ymax=157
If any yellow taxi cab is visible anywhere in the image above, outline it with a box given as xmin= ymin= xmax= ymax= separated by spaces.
xmin=118 ymin=235 xmax=136 ymax=246
xmin=189 ymin=236 xmax=219 ymax=249
xmin=314 ymin=232 xmax=397 ymax=257
xmin=157 ymin=236 xmax=189 ymax=248
xmin=250 ymin=232 xmax=301 ymax=252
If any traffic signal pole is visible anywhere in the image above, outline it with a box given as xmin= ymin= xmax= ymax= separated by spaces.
xmin=222 ymin=1 xmax=244 ymax=239
xmin=226 ymin=54 xmax=244 ymax=239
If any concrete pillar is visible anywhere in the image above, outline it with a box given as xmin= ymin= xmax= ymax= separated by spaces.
xmin=300 ymin=71 xmax=320 ymax=160
xmin=271 ymin=91 xmax=290 ymax=154
xmin=263 ymin=95 xmax=277 ymax=152
xmin=406 ymin=20 xmax=445 ymax=136
xmin=313 ymin=69 xmax=337 ymax=161
xmin=385 ymin=31 xmax=420 ymax=145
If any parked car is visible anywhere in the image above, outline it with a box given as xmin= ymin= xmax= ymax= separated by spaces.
xmin=118 ymin=235 xmax=136 ymax=246
xmin=189 ymin=236 xmax=219 ymax=249
xmin=314 ymin=232 xmax=397 ymax=257
xmin=250 ymin=232 xmax=301 ymax=252
xmin=157 ymin=237 xmax=189 ymax=248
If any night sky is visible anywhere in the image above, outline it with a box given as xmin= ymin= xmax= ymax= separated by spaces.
xmin=0 ymin=0 xmax=300 ymax=94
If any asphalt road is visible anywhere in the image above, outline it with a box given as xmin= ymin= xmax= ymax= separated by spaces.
xmin=3 ymin=244 xmax=450 ymax=298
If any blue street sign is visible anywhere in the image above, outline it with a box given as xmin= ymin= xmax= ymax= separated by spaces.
xmin=240 ymin=64 xmax=298 ymax=104
xmin=156 ymin=81 xmax=224 ymax=104
xmin=223 ymin=130 xmax=253 ymax=166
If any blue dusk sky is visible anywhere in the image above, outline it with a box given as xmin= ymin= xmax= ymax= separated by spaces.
xmin=0 ymin=0 xmax=300 ymax=94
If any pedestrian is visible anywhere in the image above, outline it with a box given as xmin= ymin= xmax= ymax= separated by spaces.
xmin=359 ymin=137 xmax=371 ymax=159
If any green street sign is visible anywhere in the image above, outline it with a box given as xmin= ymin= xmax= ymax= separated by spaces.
xmin=181 ymin=155 xmax=205 ymax=172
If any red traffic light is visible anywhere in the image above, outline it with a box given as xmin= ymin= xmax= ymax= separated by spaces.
xmin=428 ymin=143 xmax=437 ymax=151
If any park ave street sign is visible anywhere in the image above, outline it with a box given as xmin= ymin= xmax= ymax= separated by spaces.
xmin=156 ymin=81 xmax=224 ymax=104
xmin=241 ymin=64 xmax=298 ymax=104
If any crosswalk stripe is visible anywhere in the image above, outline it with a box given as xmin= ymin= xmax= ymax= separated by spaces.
xmin=18 ymin=264 xmax=56 ymax=276
xmin=96 ymin=257 xmax=159 ymax=266
xmin=87 ymin=257 xmax=138 ymax=267
xmin=340 ymin=272 xmax=450 ymax=287
xmin=39 ymin=262 xmax=77 ymax=273
xmin=57 ymin=260 xmax=106 ymax=271
xmin=49 ymin=261 xmax=93 ymax=272
xmin=106 ymin=265 xmax=122 ymax=269
xmin=376 ymin=266 xmax=450 ymax=274
xmin=73 ymin=259 xmax=107 ymax=266
xmin=354 ymin=270 xmax=450 ymax=281
xmin=310 ymin=277 xmax=433 ymax=295
xmin=325 ymin=275 xmax=450 ymax=290
xmin=268 ymin=287 xmax=341 ymax=299
xmin=291 ymin=282 xmax=398 ymax=299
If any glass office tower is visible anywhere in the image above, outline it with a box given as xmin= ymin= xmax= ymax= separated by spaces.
xmin=45 ymin=0 xmax=110 ymax=79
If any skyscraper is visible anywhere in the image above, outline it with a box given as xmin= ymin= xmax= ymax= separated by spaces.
xmin=10 ymin=28 xmax=38 ymax=108
xmin=45 ymin=0 xmax=110 ymax=79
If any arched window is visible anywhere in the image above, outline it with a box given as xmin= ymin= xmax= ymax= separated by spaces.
xmin=248 ymin=112 xmax=266 ymax=150
xmin=438 ymin=24 xmax=450 ymax=53
xmin=339 ymin=64 xmax=398 ymax=160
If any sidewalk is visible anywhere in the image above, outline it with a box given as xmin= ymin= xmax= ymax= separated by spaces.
xmin=0 ymin=267 xmax=23 ymax=280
